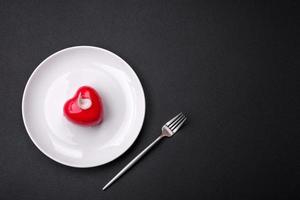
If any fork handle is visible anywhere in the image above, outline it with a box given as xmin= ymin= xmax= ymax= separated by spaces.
xmin=102 ymin=135 xmax=164 ymax=190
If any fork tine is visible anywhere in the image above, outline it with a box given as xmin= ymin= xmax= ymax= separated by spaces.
xmin=166 ymin=113 xmax=183 ymax=126
xmin=169 ymin=114 xmax=185 ymax=129
xmin=172 ymin=116 xmax=187 ymax=133
xmin=170 ymin=114 xmax=186 ymax=130
xmin=168 ymin=114 xmax=185 ymax=129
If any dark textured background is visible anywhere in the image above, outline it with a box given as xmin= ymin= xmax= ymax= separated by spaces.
xmin=0 ymin=0 xmax=298 ymax=199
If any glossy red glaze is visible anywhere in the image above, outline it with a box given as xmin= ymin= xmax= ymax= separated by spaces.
xmin=63 ymin=86 xmax=103 ymax=126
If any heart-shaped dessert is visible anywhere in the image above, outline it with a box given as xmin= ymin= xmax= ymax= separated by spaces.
xmin=63 ymin=86 xmax=104 ymax=126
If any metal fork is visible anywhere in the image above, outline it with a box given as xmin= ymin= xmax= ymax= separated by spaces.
xmin=102 ymin=112 xmax=187 ymax=190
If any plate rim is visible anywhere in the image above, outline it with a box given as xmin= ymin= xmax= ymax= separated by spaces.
xmin=21 ymin=45 xmax=146 ymax=168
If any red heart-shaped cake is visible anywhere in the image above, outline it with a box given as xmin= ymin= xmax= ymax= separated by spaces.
xmin=63 ymin=86 xmax=104 ymax=126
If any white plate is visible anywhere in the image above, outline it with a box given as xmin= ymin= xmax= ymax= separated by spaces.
xmin=22 ymin=46 xmax=145 ymax=168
